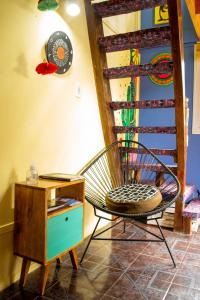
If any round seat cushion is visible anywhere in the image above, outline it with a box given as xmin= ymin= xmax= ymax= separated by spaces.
xmin=105 ymin=184 xmax=162 ymax=214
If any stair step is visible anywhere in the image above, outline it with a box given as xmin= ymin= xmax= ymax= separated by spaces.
xmin=111 ymin=99 xmax=175 ymax=110
xmin=104 ymin=62 xmax=173 ymax=79
xmin=99 ymin=26 xmax=171 ymax=52
xmin=93 ymin=0 xmax=167 ymax=18
xmin=119 ymin=147 xmax=177 ymax=157
xmin=114 ymin=126 xmax=176 ymax=134
xmin=121 ymin=162 xmax=177 ymax=174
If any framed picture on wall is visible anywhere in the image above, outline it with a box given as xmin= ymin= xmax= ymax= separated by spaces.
xmin=154 ymin=5 xmax=169 ymax=25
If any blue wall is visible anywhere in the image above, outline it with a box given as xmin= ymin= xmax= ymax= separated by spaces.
xmin=140 ymin=1 xmax=200 ymax=188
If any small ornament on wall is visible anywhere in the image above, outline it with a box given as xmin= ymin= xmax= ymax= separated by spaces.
xmin=46 ymin=31 xmax=73 ymax=74
xmin=35 ymin=61 xmax=58 ymax=75
xmin=154 ymin=5 xmax=169 ymax=25
xmin=148 ymin=53 xmax=173 ymax=86
xmin=37 ymin=0 xmax=59 ymax=11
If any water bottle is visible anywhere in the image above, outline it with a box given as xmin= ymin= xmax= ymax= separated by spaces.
xmin=26 ymin=165 xmax=38 ymax=185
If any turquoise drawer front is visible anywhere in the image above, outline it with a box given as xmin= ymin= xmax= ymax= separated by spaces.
xmin=47 ymin=206 xmax=83 ymax=260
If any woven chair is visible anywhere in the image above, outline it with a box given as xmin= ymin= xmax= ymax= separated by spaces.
xmin=79 ymin=140 xmax=180 ymax=267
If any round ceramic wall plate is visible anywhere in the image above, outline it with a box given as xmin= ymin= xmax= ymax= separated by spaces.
xmin=46 ymin=31 xmax=73 ymax=74
xmin=148 ymin=53 xmax=173 ymax=86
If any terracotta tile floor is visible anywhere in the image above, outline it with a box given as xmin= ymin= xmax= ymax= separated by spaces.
xmin=1 ymin=220 xmax=200 ymax=300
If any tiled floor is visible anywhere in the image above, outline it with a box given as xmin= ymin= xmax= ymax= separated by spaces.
xmin=1 ymin=220 xmax=200 ymax=300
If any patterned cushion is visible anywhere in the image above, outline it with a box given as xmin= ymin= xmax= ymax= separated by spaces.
xmin=105 ymin=184 xmax=162 ymax=213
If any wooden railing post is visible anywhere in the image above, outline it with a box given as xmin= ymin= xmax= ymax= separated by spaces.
xmin=84 ymin=0 xmax=116 ymax=147
xmin=84 ymin=1 xmax=123 ymax=182
xmin=168 ymin=0 xmax=187 ymax=232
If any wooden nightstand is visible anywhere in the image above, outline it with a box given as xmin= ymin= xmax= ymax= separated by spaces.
xmin=14 ymin=179 xmax=85 ymax=295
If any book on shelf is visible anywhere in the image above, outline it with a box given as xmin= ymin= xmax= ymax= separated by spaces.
xmin=47 ymin=197 xmax=81 ymax=212
xmin=39 ymin=173 xmax=84 ymax=182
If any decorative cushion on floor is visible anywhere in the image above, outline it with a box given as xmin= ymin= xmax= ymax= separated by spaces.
xmin=183 ymin=199 xmax=200 ymax=219
xmin=105 ymin=184 xmax=162 ymax=213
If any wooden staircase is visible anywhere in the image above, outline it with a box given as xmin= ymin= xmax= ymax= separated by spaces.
xmin=84 ymin=0 xmax=190 ymax=232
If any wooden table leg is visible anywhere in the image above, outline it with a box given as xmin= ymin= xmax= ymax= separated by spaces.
xmin=56 ymin=256 xmax=61 ymax=266
xmin=19 ymin=258 xmax=31 ymax=288
xmin=39 ymin=264 xmax=49 ymax=296
xmin=69 ymin=248 xmax=78 ymax=270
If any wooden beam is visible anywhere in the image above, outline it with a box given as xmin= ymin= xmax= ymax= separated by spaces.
xmin=168 ymin=0 xmax=187 ymax=232
xmin=185 ymin=0 xmax=200 ymax=40
xmin=83 ymin=1 xmax=123 ymax=183
xmin=84 ymin=0 xmax=116 ymax=147
xmin=196 ymin=0 xmax=200 ymax=13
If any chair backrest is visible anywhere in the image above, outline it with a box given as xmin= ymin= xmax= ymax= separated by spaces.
xmin=80 ymin=140 xmax=180 ymax=217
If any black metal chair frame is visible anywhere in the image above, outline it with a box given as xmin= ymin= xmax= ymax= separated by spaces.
xmin=79 ymin=140 xmax=180 ymax=267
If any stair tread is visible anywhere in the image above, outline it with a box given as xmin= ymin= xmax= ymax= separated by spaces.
xmin=121 ymin=162 xmax=177 ymax=173
xmin=111 ymin=99 xmax=175 ymax=110
xmin=99 ymin=26 xmax=171 ymax=52
xmin=104 ymin=62 xmax=173 ymax=79
xmin=93 ymin=0 xmax=167 ymax=18
xmin=114 ymin=126 xmax=176 ymax=134
xmin=119 ymin=146 xmax=177 ymax=157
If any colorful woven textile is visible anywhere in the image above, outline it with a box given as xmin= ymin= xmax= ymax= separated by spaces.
xmin=98 ymin=26 xmax=171 ymax=52
xmin=113 ymin=126 xmax=176 ymax=134
xmin=183 ymin=199 xmax=200 ymax=219
xmin=110 ymin=99 xmax=175 ymax=110
xmin=93 ymin=0 xmax=167 ymax=17
xmin=183 ymin=185 xmax=197 ymax=202
xmin=104 ymin=62 xmax=173 ymax=79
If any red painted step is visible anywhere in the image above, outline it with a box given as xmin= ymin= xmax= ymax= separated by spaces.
xmin=93 ymin=0 xmax=167 ymax=18
xmin=98 ymin=26 xmax=171 ymax=52
xmin=119 ymin=147 xmax=177 ymax=157
xmin=121 ymin=162 xmax=177 ymax=174
xmin=114 ymin=126 xmax=176 ymax=134
xmin=110 ymin=99 xmax=175 ymax=110
xmin=104 ymin=62 xmax=173 ymax=79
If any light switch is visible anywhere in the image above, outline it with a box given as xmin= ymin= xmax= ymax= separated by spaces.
xmin=75 ymin=82 xmax=81 ymax=98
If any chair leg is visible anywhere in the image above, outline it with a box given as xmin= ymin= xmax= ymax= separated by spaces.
xmin=69 ymin=248 xmax=78 ymax=270
xmin=80 ymin=217 xmax=101 ymax=264
xmin=156 ymin=219 xmax=176 ymax=268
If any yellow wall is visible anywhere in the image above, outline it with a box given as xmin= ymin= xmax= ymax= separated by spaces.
xmin=0 ymin=0 xmax=105 ymax=290
xmin=0 ymin=1 xmax=140 ymax=291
